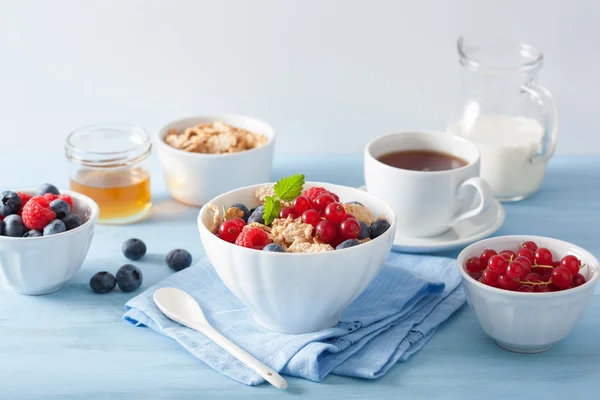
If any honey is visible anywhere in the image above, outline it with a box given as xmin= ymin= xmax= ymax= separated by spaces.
xmin=70 ymin=168 xmax=151 ymax=223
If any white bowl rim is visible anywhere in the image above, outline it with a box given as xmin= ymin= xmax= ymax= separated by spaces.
xmin=457 ymin=234 xmax=600 ymax=297
xmin=155 ymin=114 xmax=276 ymax=159
xmin=198 ymin=181 xmax=397 ymax=257
xmin=0 ymin=189 xmax=99 ymax=241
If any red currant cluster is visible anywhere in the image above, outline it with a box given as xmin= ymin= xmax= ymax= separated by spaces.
xmin=291 ymin=191 xmax=361 ymax=248
xmin=465 ymin=241 xmax=588 ymax=292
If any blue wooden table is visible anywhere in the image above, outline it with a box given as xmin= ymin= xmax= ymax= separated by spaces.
xmin=1 ymin=153 xmax=599 ymax=400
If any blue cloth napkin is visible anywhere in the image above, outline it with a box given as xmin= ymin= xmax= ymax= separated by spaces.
xmin=123 ymin=252 xmax=465 ymax=385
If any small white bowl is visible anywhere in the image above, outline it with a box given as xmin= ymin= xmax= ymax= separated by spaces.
xmin=457 ymin=235 xmax=599 ymax=353
xmin=0 ymin=190 xmax=99 ymax=295
xmin=156 ymin=115 xmax=276 ymax=207
xmin=198 ymin=182 xmax=396 ymax=334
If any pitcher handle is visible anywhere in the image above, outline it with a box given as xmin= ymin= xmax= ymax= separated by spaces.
xmin=521 ymin=81 xmax=558 ymax=164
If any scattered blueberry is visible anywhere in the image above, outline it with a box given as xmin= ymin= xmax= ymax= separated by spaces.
xmin=0 ymin=191 xmax=22 ymax=216
xmin=231 ymin=203 xmax=251 ymax=221
xmin=116 ymin=264 xmax=143 ymax=292
xmin=90 ymin=271 xmax=117 ymax=294
xmin=3 ymin=215 xmax=25 ymax=237
xmin=122 ymin=238 xmax=147 ymax=261
xmin=345 ymin=201 xmax=363 ymax=206
xmin=166 ymin=249 xmax=192 ymax=272
xmin=37 ymin=183 xmax=60 ymax=196
xmin=0 ymin=220 xmax=4 ymax=236
xmin=358 ymin=221 xmax=370 ymax=240
xmin=336 ymin=239 xmax=360 ymax=250
xmin=263 ymin=243 xmax=285 ymax=252
xmin=370 ymin=219 xmax=391 ymax=239
xmin=43 ymin=219 xmax=66 ymax=236
xmin=247 ymin=205 xmax=265 ymax=224
xmin=23 ymin=230 xmax=42 ymax=238
xmin=62 ymin=214 xmax=82 ymax=231
xmin=50 ymin=199 xmax=70 ymax=219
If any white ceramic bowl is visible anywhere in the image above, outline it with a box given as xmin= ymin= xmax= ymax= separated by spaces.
xmin=0 ymin=190 xmax=99 ymax=295
xmin=156 ymin=115 xmax=276 ymax=207
xmin=457 ymin=235 xmax=599 ymax=353
xmin=197 ymin=182 xmax=396 ymax=334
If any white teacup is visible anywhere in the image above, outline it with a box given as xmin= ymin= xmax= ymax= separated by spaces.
xmin=364 ymin=131 xmax=494 ymax=238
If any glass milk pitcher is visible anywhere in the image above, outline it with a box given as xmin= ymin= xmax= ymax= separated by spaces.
xmin=448 ymin=36 xmax=558 ymax=202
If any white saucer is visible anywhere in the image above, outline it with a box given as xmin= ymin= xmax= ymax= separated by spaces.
xmin=358 ymin=186 xmax=505 ymax=254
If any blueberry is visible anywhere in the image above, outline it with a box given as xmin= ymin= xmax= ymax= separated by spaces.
xmin=89 ymin=271 xmax=117 ymax=294
xmin=50 ymin=199 xmax=70 ymax=219
xmin=231 ymin=203 xmax=251 ymax=221
xmin=166 ymin=249 xmax=192 ymax=272
xmin=0 ymin=191 xmax=22 ymax=216
xmin=345 ymin=201 xmax=363 ymax=206
xmin=358 ymin=221 xmax=370 ymax=240
xmin=116 ymin=264 xmax=143 ymax=292
xmin=336 ymin=239 xmax=360 ymax=250
xmin=122 ymin=238 xmax=147 ymax=261
xmin=62 ymin=214 xmax=82 ymax=231
xmin=3 ymin=215 xmax=25 ymax=237
xmin=43 ymin=219 xmax=66 ymax=236
xmin=370 ymin=219 xmax=391 ymax=239
xmin=247 ymin=205 xmax=265 ymax=224
xmin=23 ymin=230 xmax=42 ymax=238
xmin=263 ymin=243 xmax=285 ymax=252
xmin=0 ymin=220 xmax=4 ymax=236
xmin=37 ymin=183 xmax=60 ymax=196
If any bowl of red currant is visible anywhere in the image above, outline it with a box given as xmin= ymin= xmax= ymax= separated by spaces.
xmin=457 ymin=235 xmax=599 ymax=353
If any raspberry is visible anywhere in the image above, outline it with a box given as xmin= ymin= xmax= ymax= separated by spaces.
xmin=22 ymin=196 xmax=56 ymax=230
xmin=235 ymin=227 xmax=272 ymax=250
xmin=17 ymin=192 xmax=33 ymax=214
xmin=43 ymin=193 xmax=59 ymax=203
xmin=58 ymin=194 xmax=73 ymax=211
xmin=302 ymin=187 xmax=340 ymax=202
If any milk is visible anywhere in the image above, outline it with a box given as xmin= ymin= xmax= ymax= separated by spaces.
xmin=449 ymin=115 xmax=547 ymax=201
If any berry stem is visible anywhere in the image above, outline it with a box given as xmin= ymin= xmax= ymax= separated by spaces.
xmin=516 ymin=279 xmax=552 ymax=286
xmin=532 ymin=264 xmax=554 ymax=269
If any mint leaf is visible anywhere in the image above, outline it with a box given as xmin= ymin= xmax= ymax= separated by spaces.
xmin=263 ymin=196 xmax=281 ymax=226
xmin=274 ymin=174 xmax=305 ymax=202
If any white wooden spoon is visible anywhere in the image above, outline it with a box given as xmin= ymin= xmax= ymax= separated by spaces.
xmin=153 ymin=287 xmax=288 ymax=390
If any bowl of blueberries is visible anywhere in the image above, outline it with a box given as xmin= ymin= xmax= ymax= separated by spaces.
xmin=0 ymin=183 xmax=99 ymax=295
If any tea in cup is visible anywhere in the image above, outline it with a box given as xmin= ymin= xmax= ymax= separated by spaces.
xmin=364 ymin=131 xmax=494 ymax=238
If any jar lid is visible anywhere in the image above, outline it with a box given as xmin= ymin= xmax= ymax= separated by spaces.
xmin=65 ymin=124 xmax=152 ymax=168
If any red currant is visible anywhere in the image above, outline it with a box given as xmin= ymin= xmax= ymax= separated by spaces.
xmin=279 ymin=207 xmax=298 ymax=220
xmin=551 ymin=266 xmax=573 ymax=289
xmin=506 ymin=261 xmax=525 ymax=279
xmin=552 ymin=261 xmax=561 ymax=268
xmin=469 ymin=272 xmax=482 ymax=281
xmin=535 ymin=285 xmax=552 ymax=293
xmin=302 ymin=209 xmax=322 ymax=229
xmin=522 ymin=241 xmax=538 ymax=251
xmin=219 ymin=220 xmax=242 ymax=243
xmin=518 ymin=285 xmax=534 ymax=292
xmin=498 ymin=275 xmax=520 ymax=290
xmin=345 ymin=214 xmax=356 ymax=220
xmin=324 ymin=202 xmax=347 ymax=224
xmin=292 ymin=196 xmax=312 ymax=215
xmin=500 ymin=250 xmax=516 ymax=259
xmin=481 ymin=269 xmax=499 ymax=287
xmin=330 ymin=231 xmax=346 ymax=248
xmin=537 ymin=268 xmax=553 ymax=282
xmin=466 ymin=257 xmax=484 ymax=274
xmin=230 ymin=217 xmax=246 ymax=230
xmin=560 ymin=255 xmax=580 ymax=276
xmin=339 ymin=218 xmax=360 ymax=240
xmin=525 ymin=272 xmax=542 ymax=283
xmin=313 ymin=194 xmax=336 ymax=214
xmin=516 ymin=248 xmax=535 ymax=264
xmin=488 ymin=255 xmax=507 ymax=274
xmin=535 ymin=248 xmax=553 ymax=265
xmin=479 ymin=249 xmax=498 ymax=266
xmin=513 ymin=256 xmax=532 ymax=276
xmin=315 ymin=220 xmax=337 ymax=244
xmin=572 ymin=273 xmax=586 ymax=287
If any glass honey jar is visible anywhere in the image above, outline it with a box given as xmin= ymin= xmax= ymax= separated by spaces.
xmin=65 ymin=124 xmax=152 ymax=224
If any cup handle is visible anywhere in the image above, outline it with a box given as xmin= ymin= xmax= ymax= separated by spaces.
xmin=520 ymin=81 xmax=558 ymax=164
xmin=449 ymin=177 xmax=495 ymax=227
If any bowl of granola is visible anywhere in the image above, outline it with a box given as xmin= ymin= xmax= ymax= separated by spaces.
xmin=197 ymin=175 xmax=396 ymax=334
xmin=156 ymin=115 xmax=275 ymax=206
